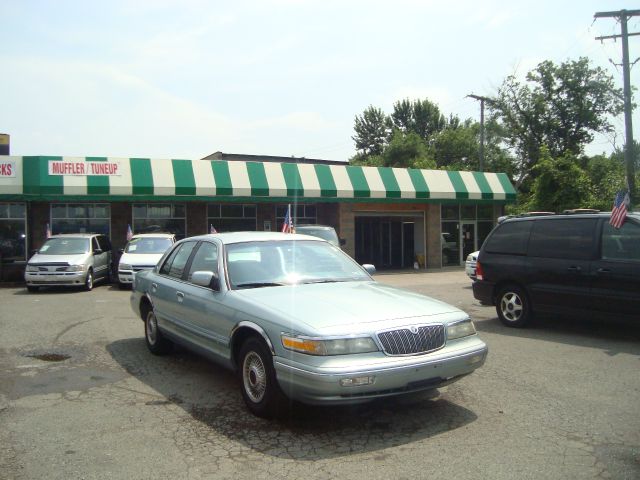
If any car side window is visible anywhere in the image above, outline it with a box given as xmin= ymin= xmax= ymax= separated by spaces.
xmin=484 ymin=221 xmax=532 ymax=255
xmin=528 ymin=219 xmax=596 ymax=260
xmin=160 ymin=242 xmax=196 ymax=279
xmin=97 ymin=236 xmax=111 ymax=252
xmin=602 ymin=220 xmax=640 ymax=261
xmin=186 ymin=242 xmax=218 ymax=282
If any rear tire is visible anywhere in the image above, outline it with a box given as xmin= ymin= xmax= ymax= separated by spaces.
xmin=144 ymin=309 xmax=173 ymax=355
xmin=238 ymin=337 xmax=287 ymax=418
xmin=496 ymin=285 xmax=532 ymax=328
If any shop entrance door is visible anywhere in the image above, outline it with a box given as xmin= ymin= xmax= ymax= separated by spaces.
xmin=462 ymin=222 xmax=476 ymax=261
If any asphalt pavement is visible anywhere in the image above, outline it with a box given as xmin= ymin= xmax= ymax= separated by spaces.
xmin=0 ymin=270 xmax=638 ymax=480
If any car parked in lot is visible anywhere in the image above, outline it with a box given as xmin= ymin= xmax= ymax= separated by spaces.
xmin=117 ymin=233 xmax=175 ymax=289
xmin=131 ymin=232 xmax=487 ymax=417
xmin=25 ymin=233 xmax=112 ymax=292
xmin=294 ymin=225 xmax=344 ymax=248
xmin=465 ymin=251 xmax=479 ymax=280
xmin=473 ymin=211 xmax=640 ymax=327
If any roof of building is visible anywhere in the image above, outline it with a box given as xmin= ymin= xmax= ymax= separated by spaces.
xmin=202 ymin=151 xmax=347 ymax=166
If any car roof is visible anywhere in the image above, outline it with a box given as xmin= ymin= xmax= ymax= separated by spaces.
xmin=295 ymin=225 xmax=334 ymax=230
xmin=49 ymin=233 xmax=101 ymax=239
xmin=130 ymin=233 xmax=175 ymax=239
xmin=184 ymin=231 xmax=326 ymax=245
xmin=502 ymin=211 xmax=639 ymax=223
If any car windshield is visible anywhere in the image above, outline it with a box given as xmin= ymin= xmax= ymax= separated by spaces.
xmin=38 ymin=238 xmax=90 ymax=255
xmin=226 ymin=240 xmax=370 ymax=289
xmin=296 ymin=227 xmax=339 ymax=246
xmin=125 ymin=237 xmax=173 ymax=254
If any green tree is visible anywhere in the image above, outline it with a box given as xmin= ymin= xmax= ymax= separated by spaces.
xmin=528 ymin=147 xmax=592 ymax=212
xmin=382 ymin=131 xmax=436 ymax=169
xmin=585 ymin=154 xmax=626 ymax=211
xmin=352 ymin=106 xmax=389 ymax=156
xmin=491 ymin=57 xmax=624 ymax=189
xmin=390 ymin=99 xmax=448 ymax=141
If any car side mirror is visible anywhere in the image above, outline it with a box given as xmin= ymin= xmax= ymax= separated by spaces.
xmin=93 ymin=248 xmax=103 ymax=255
xmin=340 ymin=238 xmax=346 ymax=246
xmin=191 ymin=270 xmax=220 ymax=291
xmin=362 ymin=264 xmax=376 ymax=275
xmin=118 ymin=248 xmax=124 ymax=254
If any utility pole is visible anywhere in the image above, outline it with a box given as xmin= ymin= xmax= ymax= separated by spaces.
xmin=466 ymin=94 xmax=493 ymax=172
xmin=595 ymin=9 xmax=640 ymax=206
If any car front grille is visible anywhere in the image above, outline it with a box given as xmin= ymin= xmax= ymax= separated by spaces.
xmin=377 ymin=324 xmax=445 ymax=355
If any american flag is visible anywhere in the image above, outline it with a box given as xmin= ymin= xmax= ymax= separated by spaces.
xmin=210 ymin=224 xmax=217 ymax=234
xmin=281 ymin=204 xmax=294 ymax=233
xmin=610 ymin=191 xmax=630 ymax=229
xmin=126 ymin=224 xmax=133 ymax=241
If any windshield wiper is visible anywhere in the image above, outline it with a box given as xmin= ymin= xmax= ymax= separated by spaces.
xmin=235 ymin=282 xmax=284 ymax=289
xmin=300 ymin=279 xmax=343 ymax=284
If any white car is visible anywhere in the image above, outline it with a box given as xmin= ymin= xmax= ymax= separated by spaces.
xmin=118 ymin=233 xmax=175 ymax=288
xmin=465 ymin=251 xmax=479 ymax=280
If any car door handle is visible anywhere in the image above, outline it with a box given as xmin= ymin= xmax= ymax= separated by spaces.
xmin=151 ymin=282 xmax=158 ymax=292
xmin=176 ymin=291 xmax=185 ymax=303
xmin=596 ymin=268 xmax=611 ymax=275
xmin=567 ymin=266 xmax=582 ymax=273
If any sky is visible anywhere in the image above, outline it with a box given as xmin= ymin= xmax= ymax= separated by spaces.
xmin=1 ymin=0 xmax=639 ymax=164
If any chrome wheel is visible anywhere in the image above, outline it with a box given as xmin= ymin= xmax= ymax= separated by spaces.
xmin=146 ymin=311 xmax=158 ymax=346
xmin=85 ymin=270 xmax=93 ymax=291
xmin=500 ymin=291 xmax=523 ymax=322
xmin=242 ymin=351 xmax=267 ymax=403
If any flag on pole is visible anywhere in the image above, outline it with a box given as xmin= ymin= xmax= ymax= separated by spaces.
xmin=126 ymin=224 xmax=133 ymax=241
xmin=610 ymin=191 xmax=630 ymax=229
xmin=210 ymin=224 xmax=217 ymax=234
xmin=281 ymin=204 xmax=294 ymax=233
xmin=45 ymin=223 xmax=51 ymax=239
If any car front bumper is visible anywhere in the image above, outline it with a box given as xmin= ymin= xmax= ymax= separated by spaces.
xmin=118 ymin=270 xmax=134 ymax=284
xmin=273 ymin=336 xmax=488 ymax=405
xmin=25 ymin=271 xmax=86 ymax=286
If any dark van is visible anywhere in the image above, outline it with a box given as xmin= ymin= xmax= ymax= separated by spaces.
xmin=472 ymin=212 xmax=640 ymax=327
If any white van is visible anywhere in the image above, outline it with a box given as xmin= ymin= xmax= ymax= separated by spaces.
xmin=117 ymin=233 xmax=175 ymax=288
xmin=25 ymin=234 xmax=112 ymax=292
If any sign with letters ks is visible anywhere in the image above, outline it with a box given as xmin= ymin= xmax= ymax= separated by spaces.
xmin=0 ymin=160 xmax=16 ymax=177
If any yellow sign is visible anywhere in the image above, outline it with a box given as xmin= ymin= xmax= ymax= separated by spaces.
xmin=0 ymin=134 xmax=9 ymax=145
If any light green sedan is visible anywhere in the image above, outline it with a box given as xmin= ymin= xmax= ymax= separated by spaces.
xmin=131 ymin=232 xmax=487 ymax=418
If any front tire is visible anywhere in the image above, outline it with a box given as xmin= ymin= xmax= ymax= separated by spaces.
xmin=238 ymin=337 xmax=287 ymax=418
xmin=496 ymin=285 xmax=532 ymax=328
xmin=26 ymin=286 xmax=39 ymax=293
xmin=84 ymin=269 xmax=94 ymax=291
xmin=144 ymin=310 xmax=173 ymax=355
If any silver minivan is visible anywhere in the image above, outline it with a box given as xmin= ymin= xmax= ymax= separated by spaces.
xmin=25 ymin=234 xmax=112 ymax=292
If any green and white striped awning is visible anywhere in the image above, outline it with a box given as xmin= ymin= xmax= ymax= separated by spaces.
xmin=0 ymin=156 xmax=516 ymax=203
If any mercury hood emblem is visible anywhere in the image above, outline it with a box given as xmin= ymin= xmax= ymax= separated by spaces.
xmin=410 ymin=326 xmax=419 ymax=334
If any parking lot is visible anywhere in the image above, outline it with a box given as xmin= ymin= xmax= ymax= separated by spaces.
xmin=1 ymin=270 xmax=639 ymax=480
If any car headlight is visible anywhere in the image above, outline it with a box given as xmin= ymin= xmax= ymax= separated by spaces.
xmin=119 ymin=264 xmax=132 ymax=271
xmin=68 ymin=264 xmax=85 ymax=272
xmin=447 ymin=319 xmax=476 ymax=339
xmin=281 ymin=335 xmax=379 ymax=355
xmin=26 ymin=264 xmax=37 ymax=272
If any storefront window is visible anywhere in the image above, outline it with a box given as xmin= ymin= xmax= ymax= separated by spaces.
xmin=441 ymin=204 xmax=496 ymax=266
xmin=51 ymin=203 xmax=110 ymax=236
xmin=0 ymin=203 xmax=27 ymax=262
xmin=133 ymin=203 xmax=186 ymax=239
xmin=207 ymin=203 xmax=257 ymax=232
xmin=276 ymin=204 xmax=317 ymax=226
xmin=441 ymin=205 xmax=459 ymax=220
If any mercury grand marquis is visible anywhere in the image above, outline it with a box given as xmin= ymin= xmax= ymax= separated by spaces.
xmin=131 ymin=232 xmax=488 ymax=417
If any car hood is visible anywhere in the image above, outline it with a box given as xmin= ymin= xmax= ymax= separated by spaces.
xmin=28 ymin=253 xmax=90 ymax=265
xmin=234 ymin=281 xmax=465 ymax=334
xmin=120 ymin=252 xmax=163 ymax=266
